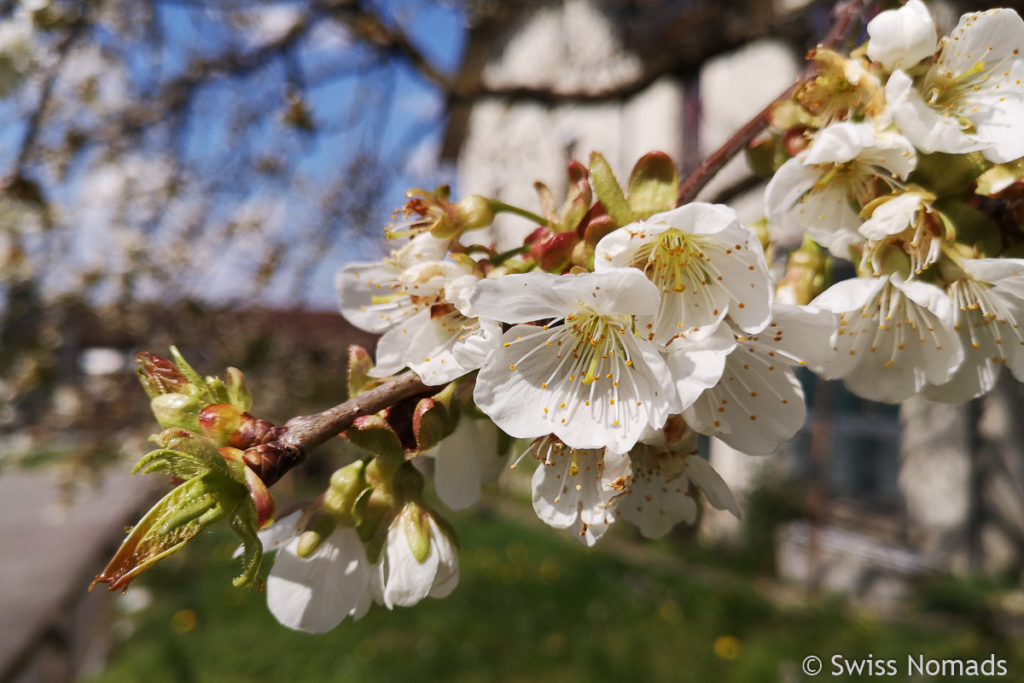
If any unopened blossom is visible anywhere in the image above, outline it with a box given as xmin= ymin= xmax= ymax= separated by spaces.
xmin=335 ymin=232 xmax=450 ymax=334
xmin=377 ymin=503 xmax=458 ymax=608
xmin=594 ymin=203 xmax=773 ymax=344
xmin=925 ymin=258 xmax=1024 ymax=402
xmin=529 ymin=436 xmax=630 ymax=546
xmin=681 ymin=304 xmax=835 ymax=454
xmin=470 ymin=269 xmax=678 ymax=454
xmin=866 ymin=0 xmax=938 ymax=72
xmin=765 ymin=121 xmax=917 ymax=258
xmin=814 ymin=274 xmax=963 ymax=403
xmin=263 ymin=515 xmax=376 ymax=633
xmin=618 ymin=425 xmax=738 ymax=539
xmin=885 ymin=7 xmax=1024 ymax=163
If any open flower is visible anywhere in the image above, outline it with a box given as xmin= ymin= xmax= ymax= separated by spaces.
xmin=681 ymin=304 xmax=835 ymax=454
xmin=529 ymin=436 xmax=630 ymax=546
xmin=813 ymin=274 xmax=963 ymax=403
xmin=885 ymin=7 xmax=1024 ymax=163
xmin=594 ymin=203 xmax=773 ymax=344
xmin=765 ymin=121 xmax=917 ymax=258
xmin=618 ymin=423 xmax=739 ymax=539
xmin=925 ymin=258 xmax=1024 ymax=402
xmin=335 ymin=232 xmax=450 ymax=334
xmin=470 ymin=269 xmax=678 ymax=453
xmin=858 ymin=191 xmax=943 ymax=276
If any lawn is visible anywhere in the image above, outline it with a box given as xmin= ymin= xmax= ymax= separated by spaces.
xmin=89 ymin=498 xmax=1024 ymax=683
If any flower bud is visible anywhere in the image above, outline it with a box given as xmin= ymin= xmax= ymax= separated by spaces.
xmin=454 ymin=194 xmax=495 ymax=232
xmin=150 ymin=392 xmax=203 ymax=431
xmin=198 ymin=402 xmax=246 ymax=445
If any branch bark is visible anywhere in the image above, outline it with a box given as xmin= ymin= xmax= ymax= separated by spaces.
xmin=675 ymin=0 xmax=877 ymax=206
xmin=280 ymin=371 xmax=429 ymax=455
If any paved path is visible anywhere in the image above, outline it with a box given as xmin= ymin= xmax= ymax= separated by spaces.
xmin=0 ymin=466 xmax=160 ymax=682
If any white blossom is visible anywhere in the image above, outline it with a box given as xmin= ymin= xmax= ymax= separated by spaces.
xmin=858 ymin=191 xmax=941 ymax=276
xmin=429 ymin=416 xmax=505 ymax=510
xmin=764 ymin=122 xmax=917 ymax=258
xmin=885 ymin=8 xmax=1024 ymax=163
xmin=265 ymin=523 xmax=374 ymax=634
xmin=814 ymin=274 xmax=963 ymax=403
xmin=866 ymin=0 xmax=938 ymax=72
xmin=529 ymin=436 xmax=630 ymax=546
xmin=681 ymin=304 xmax=835 ymax=454
xmin=377 ymin=504 xmax=459 ymax=609
xmin=925 ymin=258 xmax=1024 ymax=402
xmin=594 ymin=203 xmax=773 ymax=344
xmin=470 ymin=269 xmax=678 ymax=454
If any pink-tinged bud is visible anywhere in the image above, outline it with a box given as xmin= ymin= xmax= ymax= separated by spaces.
xmin=560 ymin=161 xmax=593 ymax=233
xmin=220 ymin=447 xmax=277 ymax=529
xmin=136 ymin=352 xmax=190 ymax=398
xmin=199 ymin=403 xmax=246 ymax=446
xmin=530 ymin=231 xmax=577 ymax=273
xmin=150 ymin=393 xmax=203 ymax=431
xmin=412 ymin=397 xmax=450 ymax=452
xmin=347 ymin=345 xmax=378 ymax=398
xmin=783 ymin=128 xmax=810 ymax=158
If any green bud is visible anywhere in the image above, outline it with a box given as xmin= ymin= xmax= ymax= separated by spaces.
xmin=399 ymin=501 xmax=432 ymax=564
xmin=150 ymin=392 xmax=203 ymax=431
xmin=455 ymin=194 xmax=495 ymax=232
xmin=297 ymin=513 xmax=338 ymax=558
xmin=627 ymin=152 xmax=678 ymax=219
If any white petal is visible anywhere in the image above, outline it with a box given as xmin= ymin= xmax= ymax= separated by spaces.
xmin=867 ymin=0 xmax=938 ymax=72
xmin=432 ymin=418 xmax=503 ymax=510
xmin=335 ymin=260 xmax=419 ymax=334
xmin=859 ymin=193 xmax=923 ymax=241
xmin=451 ymin=318 xmax=502 ymax=370
xmin=381 ymin=516 xmax=439 ymax=609
xmin=887 ymin=69 xmax=984 ymax=155
xmin=426 ymin=517 xmax=459 ymax=599
xmin=683 ymin=455 xmax=741 ymax=518
xmin=531 ymin=441 xmax=607 ymax=529
xmin=266 ymin=527 xmax=370 ymax=633
xmin=619 ymin=445 xmax=698 ymax=539
xmin=664 ymin=325 xmax=736 ymax=409
xmin=684 ymin=342 xmax=807 ymax=455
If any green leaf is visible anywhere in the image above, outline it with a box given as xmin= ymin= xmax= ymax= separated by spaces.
xmin=227 ymin=499 xmax=264 ymax=588
xmin=91 ymin=472 xmax=237 ymax=591
xmin=627 ymin=152 xmax=678 ymax=218
xmin=589 ymin=152 xmax=634 ymax=226
xmin=133 ymin=448 xmax=216 ymax=480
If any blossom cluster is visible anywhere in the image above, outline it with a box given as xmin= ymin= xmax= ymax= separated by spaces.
xmin=250 ymin=1 xmax=1024 ymax=634
xmin=765 ymin=1 xmax=1024 ymax=403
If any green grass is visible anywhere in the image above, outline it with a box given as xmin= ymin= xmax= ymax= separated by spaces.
xmin=90 ymin=505 xmax=1024 ymax=683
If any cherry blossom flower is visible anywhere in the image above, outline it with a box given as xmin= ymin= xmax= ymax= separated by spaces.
xmin=529 ymin=436 xmax=630 ymax=546
xmin=813 ymin=274 xmax=963 ymax=403
xmin=925 ymin=258 xmax=1024 ymax=402
xmin=764 ymin=121 xmax=917 ymax=258
xmin=618 ymin=427 xmax=739 ymax=539
xmin=335 ymin=233 xmax=450 ymax=334
xmin=885 ymin=7 xmax=1024 ymax=163
xmin=263 ymin=515 xmax=376 ymax=634
xmin=376 ymin=502 xmax=459 ymax=608
xmin=470 ymin=269 xmax=678 ymax=454
xmin=866 ymin=0 xmax=938 ymax=73
xmin=681 ymin=304 xmax=835 ymax=454
xmin=370 ymin=273 xmax=495 ymax=385
xmin=594 ymin=203 xmax=772 ymax=344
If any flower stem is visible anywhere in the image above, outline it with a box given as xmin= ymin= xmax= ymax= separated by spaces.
xmin=489 ymin=198 xmax=553 ymax=227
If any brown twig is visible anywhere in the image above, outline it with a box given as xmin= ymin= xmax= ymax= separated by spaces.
xmin=279 ymin=371 xmax=429 ymax=456
xmin=675 ymin=0 xmax=876 ymax=206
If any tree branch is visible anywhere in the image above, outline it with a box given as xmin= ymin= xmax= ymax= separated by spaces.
xmin=675 ymin=0 xmax=877 ymax=206
xmin=280 ymin=371 xmax=429 ymax=456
